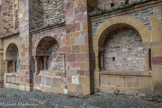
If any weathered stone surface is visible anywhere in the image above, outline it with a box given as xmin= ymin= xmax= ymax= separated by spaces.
xmin=29 ymin=0 xmax=65 ymax=30
xmin=104 ymin=27 xmax=147 ymax=71
xmin=0 ymin=0 xmax=162 ymax=98
xmin=0 ymin=0 xmax=19 ymax=35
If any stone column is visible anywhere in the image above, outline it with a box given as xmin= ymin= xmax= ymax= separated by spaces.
xmin=94 ymin=50 xmax=100 ymax=89
xmin=0 ymin=39 xmax=4 ymax=87
xmin=99 ymin=47 xmax=105 ymax=71
xmin=64 ymin=0 xmax=97 ymax=96
xmin=43 ymin=56 xmax=47 ymax=70
xmin=17 ymin=59 xmax=20 ymax=72
xmin=34 ymin=56 xmax=38 ymax=75
xmin=13 ymin=60 xmax=16 ymax=73
xmin=94 ymin=51 xmax=100 ymax=71
xmin=4 ymin=60 xmax=8 ymax=73
xmin=19 ymin=0 xmax=32 ymax=91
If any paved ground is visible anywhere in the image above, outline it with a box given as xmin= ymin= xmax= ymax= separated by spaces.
xmin=0 ymin=88 xmax=162 ymax=108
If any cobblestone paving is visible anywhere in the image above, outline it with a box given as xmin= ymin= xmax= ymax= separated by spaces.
xmin=0 ymin=88 xmax=162 ymax=108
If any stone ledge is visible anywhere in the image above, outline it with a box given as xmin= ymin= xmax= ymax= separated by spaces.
xmin=89 ymin=0 xmax=160 ymax=17
xmin=39 ymin=70 xmax=64 ymax=77
xmin=0 ymin=32 xmax=19 ymax=39
xmin=4 ymin=73 xmax=20 ymax=77
xmin=100 ymin=71 xmax=152 ymax=77
xmin=29 ymin=21 xmax=65 ymax=34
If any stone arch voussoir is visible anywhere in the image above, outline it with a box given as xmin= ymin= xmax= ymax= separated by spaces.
xmin=93 ymin=16 xmax=151 ymax=51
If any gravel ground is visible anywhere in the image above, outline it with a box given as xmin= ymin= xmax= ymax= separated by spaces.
xmin=0 ymin=88 xmax=162 ymax=108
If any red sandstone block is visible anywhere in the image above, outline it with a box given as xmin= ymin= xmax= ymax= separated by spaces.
xmin=71 ymin=63 xmax=80 ymax=68
xmin=75 ymin=23 xmax=80 ymax=31
xmin=74 ymin=4 xmax=87 ymax=14
xmin=76 ymin=12 xmax=85 ymax=21
xmin=66 ymin=24 xmax=75 ymax=33
xmin=76 ymin=54 xmax=88 ymax=62
xmin=21 ymin=53 xmax=25 ymax=57
xmin=67 ymin=54 xmax=76 ymax=62
xmin=152 ymin=57 xmax=162 ymax=65
xmin=60 ymin=46 xmax=66 ymax=53
xmin=77 ymin=70 xmax=90 ymax=76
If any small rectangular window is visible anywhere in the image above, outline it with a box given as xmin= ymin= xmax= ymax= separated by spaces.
xmin=111 ymin=3 xmax=114 ymax=7
xmin=112 ymin=57 xmax=115 ymax=61
xmin=125 ymin=0 xmax=129 ymax=4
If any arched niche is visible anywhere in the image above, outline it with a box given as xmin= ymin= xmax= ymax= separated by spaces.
xmin=98 ymin=24 xmax=150 ymax=72
xmin=35 ymin=36 xmax=64 ymax=74
xmin=5 ymin=43 xmax=20 ymax=73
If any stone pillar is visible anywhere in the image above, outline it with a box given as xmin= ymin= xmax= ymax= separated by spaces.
xmin=99 ymin=48 xmax=105 ymax=71
xmin=17 ymin=59 xmax=20 ymax=72
xmin=0 ymin=39 xmax=4 ymax=87
xmin=43 ymin=56 xmax=47 ymax=70
xmin=150 ymin=5 xmax=162 ymax=93
xmin=65 ymin=0 xmax=97 ymax=96
xmin=13 ymin=60 xmax=16 ymax=73
xmin=4 ymin=60 xmax=8 ymax=73
xmin=19 ymin=0 xmax=32 ymax=91
xmin=94 ymin=50 xmax=100 ymax=89
xmin=94 ymin=51 xmax=100 ymax=71
xmin=151 ymin=45 xmax=162 ymax=93
xmin=33 ymin=56 xmax=38 ymax=75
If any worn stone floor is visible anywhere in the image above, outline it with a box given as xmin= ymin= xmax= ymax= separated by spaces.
xmin=0 ymin=88 xmax=162 ymax=108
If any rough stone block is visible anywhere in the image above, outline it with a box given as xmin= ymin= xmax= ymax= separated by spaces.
xmin=82 ymin=85 xmax=90 ymax=95
xmin=79 ymin=76 xmax=90 ymax=86
xmin=139 ymin=77 xmax=152 ymax=89
xmin=67 ymin=83 xmax=77 ymax=92
xmin=110 ymin=76 xmax=124 ymax=88
xmin=152 ymin=31 xmax=162 ymax=41
xmin=152 ymin=57 xmax=162 ymax=65
xmin=80 ymin=62 xmax=89 ymax=70
xmin=100 ymin=75 xmax=111 ymax=86
xmin=152 ymin=22 xmax=162 ymax=31
xmin=125 ymin=77 xmax=139 ymax=88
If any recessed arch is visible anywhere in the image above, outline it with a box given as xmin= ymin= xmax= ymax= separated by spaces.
xmin=5 ymin=43 xmax=20 ymax=73
xmin=4 ymin=40 xmax=20 ymax=60
xmin=35 ymin=36 xmax=63 ymax=73
xmin=36 ymin=36 xmax=60 ymax=56
xmin=35 ymin=36 xmax=61 ymax=52
xmin=100 ymin=24 xmax=148 ymax=71
xmin=93 ymin=16 xmax=151 ymax=51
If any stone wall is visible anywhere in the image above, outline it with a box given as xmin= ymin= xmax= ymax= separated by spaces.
xmin=92 ymin=0 xmax=162 ymax=94
xmin=29 ymin=0 xmax=44 ymax=30
xmin=92 ymin=3 xmax=154 ymax=38
xmin=42 ymin=0 xmax=65 ymax=26
xmin=36 ymin=36 xmax=64 ymax=72
xmin=97 ymin=0 xmax=140 ymax=9
xmin=29 ymin=0 xmax=65 ymax=30
xmin=104 ymin=27 xmax=148 ymax=71
xmin=0 ymin=0 xmax=19 ymax=36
